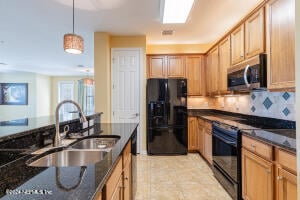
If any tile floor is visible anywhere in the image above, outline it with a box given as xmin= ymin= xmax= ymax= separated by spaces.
xmin=134 ymin=153 xmax=233 ymax=200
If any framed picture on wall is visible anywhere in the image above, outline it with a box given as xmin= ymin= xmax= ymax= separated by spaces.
xmin=0 ymin=83 xmax=28 ymax=105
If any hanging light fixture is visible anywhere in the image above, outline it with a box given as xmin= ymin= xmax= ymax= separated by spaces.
xmin=64 ymin=0 xmax=84 ymax=54
xmin=80 ymin=69 xmax=94 ymax=86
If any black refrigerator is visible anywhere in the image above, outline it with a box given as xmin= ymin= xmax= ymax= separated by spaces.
xmin=146 ymin=78 xmax=188 ymax=155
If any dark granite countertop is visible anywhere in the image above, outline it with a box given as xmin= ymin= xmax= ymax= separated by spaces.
xmin=188 ymin=109 xmax=296 ymax=153
xmin=0 ymin=123 xmax=138 ymax=200
xmin=0 ymin=112 xmax=102 ymax=143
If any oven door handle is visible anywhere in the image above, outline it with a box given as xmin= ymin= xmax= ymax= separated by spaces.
xmin=213 ymin=134 xmax=237 ymax=147
xmin=243 ymin=64 xmax=251 ymax=88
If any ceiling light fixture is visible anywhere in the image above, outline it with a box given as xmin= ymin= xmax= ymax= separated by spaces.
xmin=64 ymin=0 xmax=84 ymax=54
xmin=161 ymin=0 xmax=194 ymax=24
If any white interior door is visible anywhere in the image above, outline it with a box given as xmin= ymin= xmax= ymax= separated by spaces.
xmin=112 ymin=49 xmax=141 ymax=152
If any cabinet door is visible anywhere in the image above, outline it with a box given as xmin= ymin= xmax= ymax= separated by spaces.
xmin=197 ymin=119 xmax=204 ymax=154
xmin=188 ymin=117 xmax=198 ymax=151
xmin=245 ymin=8 xmax=265 ymax=59
xmin=266 ymin=0 xmax=295 ymax=90
xmin=277 ymin=167 xmax=297 ymax=200
xmin=186 ymin=55 xmax=205 ymax=96
xmin=218 ymin=36 xmax=230 ymax=93
xmin=205 ymin=53 xmax=212 ymax=96
xmin=231 ymin=24 xmax=245 ymax=65
xmin=210 ymin=47 xmax=219 ymax=95
xmin=167 ymin=56 xmax=185 ymax=78
xmin=242 ymin=148 xmax=273 ymax=200
xmin=123 ymin=157 xmax=132 ymax=200
xmin=203 ymin=131 xmax=212 ymax=165
xmin=111 ymin=176 xmax=123 ymax=200
xmin=148 ymin=56 xmax=166 ymax=78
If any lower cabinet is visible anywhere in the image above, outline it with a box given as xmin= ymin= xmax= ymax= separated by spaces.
xmin=110 ymin=176 xmax=123 ymax=200
xmin=203 ymin=130 xmax=212 ymax=165
xmin=105 ymin=157 xmax=124 ymax=200
xmin=197 ymin=118 xmax=204 ymax=154
xmin=188 ymin=117 xmax=199 ymax=151
xmin=277 ymin=166 xmax=297 ymax=200
xmin=242 ymin=148 xmax=273 ymax=200
xmin=123 ymin=154 xmax=132 ymax=200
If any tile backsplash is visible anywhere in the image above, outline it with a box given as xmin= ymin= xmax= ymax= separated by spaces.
xmin=188 ymin=91 xmax=295 ymax=121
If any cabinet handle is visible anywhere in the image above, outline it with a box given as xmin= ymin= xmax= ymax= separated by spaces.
xmin=265 ymin=169 xmax=271 ymax=173
xmin=277 ymin=176 xmax=283 ymax=181
xmin=124 ymin=177 xmax=129 ymax=180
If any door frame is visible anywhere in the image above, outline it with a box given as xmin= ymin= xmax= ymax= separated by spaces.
xmin=111 ymin=48 xmax=144 ymax=154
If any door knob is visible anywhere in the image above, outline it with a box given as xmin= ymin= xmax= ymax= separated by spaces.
xmin=135 ymin=113 xmax=139 ymax=117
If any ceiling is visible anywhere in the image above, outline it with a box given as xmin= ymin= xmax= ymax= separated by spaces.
xmin=0 ymin=0 xmax=263 ymax=76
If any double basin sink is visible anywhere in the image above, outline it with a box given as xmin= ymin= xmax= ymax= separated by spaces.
xmin=27 ymin=136 xmax=120 ymax=167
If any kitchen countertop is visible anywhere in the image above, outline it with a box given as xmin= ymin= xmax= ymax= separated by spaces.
xmin=188 ymin=109 xmax=296 ymax=153
xmin=0 ymin=123 xmax=138 ymax=200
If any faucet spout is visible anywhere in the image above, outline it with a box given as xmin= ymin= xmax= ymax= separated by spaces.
xmin=54 ymin=100 xmax=87 ymax=147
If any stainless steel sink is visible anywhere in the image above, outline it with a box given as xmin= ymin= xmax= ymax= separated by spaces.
xmin=71 ymin=136 xmax=120 ymax=151
xmin=27 ymin=149 xmax=107 ymax=167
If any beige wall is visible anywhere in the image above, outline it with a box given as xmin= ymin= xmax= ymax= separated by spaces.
xmin=0 ymin=72 xmax=52 ymax=121
xmin=50 ymin=76 xmax=86 ymax=113
xmin=295 ymin=0 xmax=300 ymax=195
xmin=94 ymin=33 xmax=147 ymax=151
xmin=146 ymin=43 xmax=212 ymax=54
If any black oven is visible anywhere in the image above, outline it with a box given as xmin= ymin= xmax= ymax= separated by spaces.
xmin=212 ymin=122 xmax=241 ymax=200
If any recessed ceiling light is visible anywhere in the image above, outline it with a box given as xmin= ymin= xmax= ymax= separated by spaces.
xmin=0 ymin=62 xmax=7 ymax=66
xmin=161 ymin=0 xmax=194 ymax=24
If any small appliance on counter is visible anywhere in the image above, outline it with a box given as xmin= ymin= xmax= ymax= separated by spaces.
xmin=146 ymin=78 xmax=187 ymax=155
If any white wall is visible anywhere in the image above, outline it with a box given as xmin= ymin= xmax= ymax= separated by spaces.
xmin=36 ymin=74 xmax=51 ymax=117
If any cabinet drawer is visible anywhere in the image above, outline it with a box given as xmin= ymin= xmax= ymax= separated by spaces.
xmin=105 ymin=157 xmax=123 ymax=200
xmin=123 ymin=140 xmax=131 ymax=167
xmin=242 ymin=136 xmax=273 ymax=160
xmin=277 ymin=149 xmax=296 ymax=173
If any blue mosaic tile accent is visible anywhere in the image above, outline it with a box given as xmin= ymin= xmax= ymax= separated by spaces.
xmin=283 ymin=140 xmax=291 ymax=147
xmin=263 ymin=97 xmax=273 ymax=110
xmin=251 ymin=106 xmax=256 ymax=112
xmin=251 ymin=93 xmax=256 ymax=100
xmin=282 ymin=92 xmax=290 ymax=101
xmin=282 ymin=108 xmax=290 ymax=116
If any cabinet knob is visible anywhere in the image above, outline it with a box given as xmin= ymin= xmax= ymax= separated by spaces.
xmin=124 ymin=176 xmax=129 ymax=180
xmin=277 ymin=176 xmax=283 ymax=181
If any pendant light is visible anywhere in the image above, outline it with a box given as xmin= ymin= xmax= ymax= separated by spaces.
xmin=64 ymin=0 xmax=84 ymax=54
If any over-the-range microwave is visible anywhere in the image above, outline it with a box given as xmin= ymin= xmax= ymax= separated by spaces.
xmin=227 ymin=54 xmax=267 ymax=91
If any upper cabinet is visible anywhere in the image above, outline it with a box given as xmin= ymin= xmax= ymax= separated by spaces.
xmin=266 ymin=0 xmax=295 ymax=90
xmin=245 ymin=8 xmax=265 ymax=59
xmin=218 ymin=36 xmax=231 ymax=93
xmin=231 ymin=8 xmax=265 ymax=65
xmin=147 ymin=56 xmax=166 ymax=78
xmin=210 ymin=47 xmax=219 ymax=95
xmin=186 ymin=55 xmax=206 ymax=96
xmin=167 ymin=56 xmax=185 ymax=77
xmin=231 ymin=24 xmax=245 ymax=65
xmin=147 ymin=55 xmax=185 ymax=79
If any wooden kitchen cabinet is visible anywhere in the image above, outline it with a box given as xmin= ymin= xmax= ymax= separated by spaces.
xmin=245 ymin=8 xmax=265 ymax=59
xmin=242 ymin=148 xmax=273 ymax=200
xmin=231 ymin=24 xmax=245 ymax=65
xmin=218 ymin=36 xmax=230 ymax=93
xmin=205 ymin=52 xmax=212 ymax=96
xmin=123 ymin=157 xmax=131 ymax=200
xmin=203 ymin=122 xmax=212 ymax=165
xmin=197 ymin=118 xmax=205 ymax=154
xmin=167 ymin=56 xmax=185 ymax=78
xmin=186 ymin=55 xmax=206 ymax=96
xmin=210 ymin=47 xmax=219 ymax=95
xmin=276 ymin=167 xmax=297 ymax=200
xmin=266 ymin=0 xmax=295 ymax=90
xmin=188 ymin=117 xmax=199 ymax=151
xmin=105 ymin=157 xmax=123 ymax=200
xmin=147 ymin=56 xmax=166 ymax=78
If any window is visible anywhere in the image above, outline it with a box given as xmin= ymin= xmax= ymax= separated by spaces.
xmin=58 ymin=81 xmax=75 ymax=117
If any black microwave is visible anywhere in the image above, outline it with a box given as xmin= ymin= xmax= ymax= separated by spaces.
xmin=227 ymin=54 xmax=267 ymax=91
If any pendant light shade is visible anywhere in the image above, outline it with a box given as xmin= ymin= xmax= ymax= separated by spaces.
xmin=64 ymin=0 xmax=84 ymax=54
xmin=64 ymin=33 xmax=84 ymax=54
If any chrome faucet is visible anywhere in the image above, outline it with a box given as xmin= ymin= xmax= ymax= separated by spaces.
xmin=54 ymin=100 xmax=87 ymax=147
